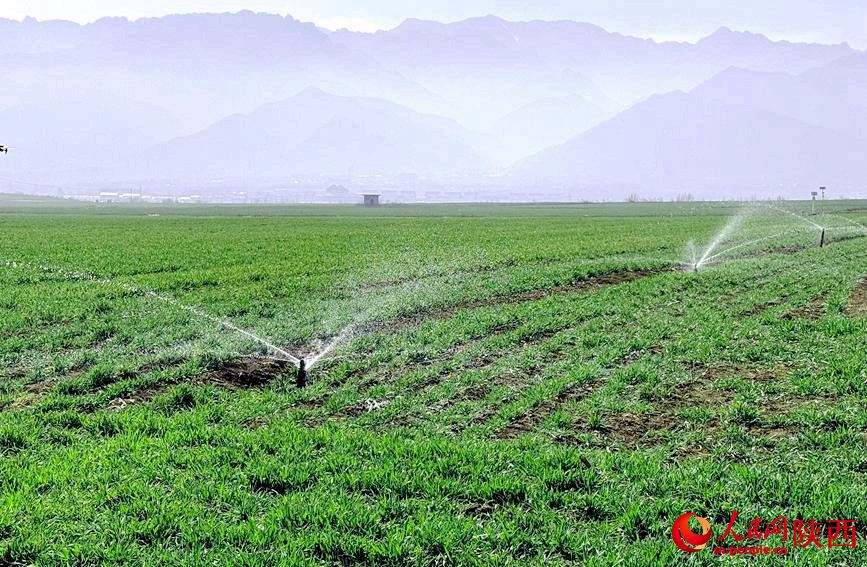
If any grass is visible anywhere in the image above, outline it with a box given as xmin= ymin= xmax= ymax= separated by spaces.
xmin=1 ymin=198 xmax=866 ymax=565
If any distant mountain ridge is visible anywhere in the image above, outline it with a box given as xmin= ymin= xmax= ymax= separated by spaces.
xmin=517 ymin=80 xmax=865 ymax=197
xmin=142 ymin=87 xmax=485 ymax=181
xmin=0 ymin=12 xmax=864 ymax=197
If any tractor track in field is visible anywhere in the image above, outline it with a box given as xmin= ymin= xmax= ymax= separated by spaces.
xmin=353 ymin=268 xmax=667 ymax=337
xmin=99 ymin=267 xmax=665 ymax=412
xmin=493 ymin=345 xmax=663 ymax=439
xmin=305 ymin=302 xmax=663 ymax=428
xmin=558 ymin=363 xmax=806 ymax=453
xmin=293 ymin=267 xmax=667 ymax=420
xmin=349 ymin=253 xmax=665 ymax=293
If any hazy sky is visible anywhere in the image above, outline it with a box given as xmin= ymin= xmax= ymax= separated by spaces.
xmin=3 ymin=0 xmax=865 ymax=47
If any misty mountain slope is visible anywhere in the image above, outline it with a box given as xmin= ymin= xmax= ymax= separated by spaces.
xmin=0 ymin=12 xmax=448 ymax=134
xmin=487 ymin=94 xmax=614 ymax=163
xmin=693 ymin=27 xmax=855 ymax=73
xmin=76 ymin=12 xmax=347 ymax=68
xmin=691 ymin=57 xmax=867 ymax=141
xmin=335 ymin=18 xmax=854 ymax=73
xmin=0 ymin=97 xmax=182 ymax=176
xmin=517 ymin=91 xmax=865 ymax=192
xmin=1 ymin=13 xmax=859 ymax=137
xmin=333 ymin=17 xmax=857 ymax=113
xmin=145 ymin=88 xmax=486 ymax=180
xmin=0 ymin=12 xmax=863 ymax=193
xmin=0 ymin=17 xmax=85 ymax=54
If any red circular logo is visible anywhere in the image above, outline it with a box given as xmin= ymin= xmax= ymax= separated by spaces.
xmin=672 ymin=513 xmax=712 ymax=552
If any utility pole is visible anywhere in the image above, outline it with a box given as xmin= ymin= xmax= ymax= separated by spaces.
xmin=820 ymin=186 xmax=826 ymax=214
xmin=811 ymin=191 xmax=818 ymax=215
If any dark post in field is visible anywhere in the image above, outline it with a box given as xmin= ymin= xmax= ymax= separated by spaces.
xmin=820 ymin=229 xmax=826 ymax=248
xmin=296 ymin=359 xmax=307 ymax=388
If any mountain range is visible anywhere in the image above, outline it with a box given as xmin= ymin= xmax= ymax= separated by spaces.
xmin=0 ymin=12 xmax=863 ymax=199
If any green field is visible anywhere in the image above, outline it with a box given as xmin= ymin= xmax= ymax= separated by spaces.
xmin=1 ymin=198 xmax=866 ymax=565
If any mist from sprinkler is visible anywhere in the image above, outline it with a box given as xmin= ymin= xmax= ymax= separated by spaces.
xmin=828 ymin=214 xmax=867 ymax=233
xmin=690 ymin=207 xmax=754 ymax=271
xmin=3 ymin=258 xmax=302 ymax=365
xmin=4 ymin=257 xmax=379 ymax=390
xmin=686 ymin=203 xmax=852 ymax=272
xmin=764 ymin=204 xmax=824 ymax=230
xmin=136 ymin=285 xmax=303 ymax=364
xmin=681 ymin=241 xmax=698 ymax=272
xmin=306 ymin=326 xmax=357 ymax=370
xmin=699 ymin=226 xmax=811 ymax=266
xmin=23 ymin=203 xmax=861 ymax=388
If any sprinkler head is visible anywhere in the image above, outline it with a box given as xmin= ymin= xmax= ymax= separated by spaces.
xmin=296 ymin=359 xmax=307 ymax=389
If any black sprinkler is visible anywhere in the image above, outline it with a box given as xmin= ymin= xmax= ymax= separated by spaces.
xmin=296 ymin=359 xmax=307 ymax=389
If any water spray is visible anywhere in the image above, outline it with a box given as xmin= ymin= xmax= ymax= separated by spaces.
xmin=3 ymin=258 xmax=301 ymax=365
xmin=688 ymin=201 xmax=841 ymax=272
xmin=699 ymin=226 xmax=810 ymax=266
xmin=828 ymin=214 xmax=867 ymax=233
xmin=691 ymin=208 xmax=755 ymax=271
xmin=125 ymin=284 xmax=301 ymax=365
xmin=763 ymin=204 xmax=823 ymax=230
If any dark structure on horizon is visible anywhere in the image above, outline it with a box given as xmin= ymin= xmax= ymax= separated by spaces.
xmin=362 ymin=194 xmax=381 ymax=207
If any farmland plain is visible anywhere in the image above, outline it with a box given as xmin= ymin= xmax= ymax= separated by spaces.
xmin=1 ymin=197 xmax=866 ymax=565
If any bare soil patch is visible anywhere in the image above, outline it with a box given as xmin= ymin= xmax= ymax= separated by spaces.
xmin=108 ymin=357 xmax=294 ymax=409
xmin=202 ymin=357 xmax=294 ymax=390
xmin=783 ymin=296 xmax=827 ymax=321
xmin=495 ymin=345 xmax=664 ymax=439
xmin=575 ymin=380 xmax=733 ymax=448
xmin=497 ymin=383 xmax=598 ymax=439
xmin=596 ymin=411 xmax=691 ymax=447
xmin=667 ymin=380 xmax=735 ymax=408
xmin=846 ymin=279 xmax=867 ymax=317
xmin=564 ymin=364 xmax=790 ymax=448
